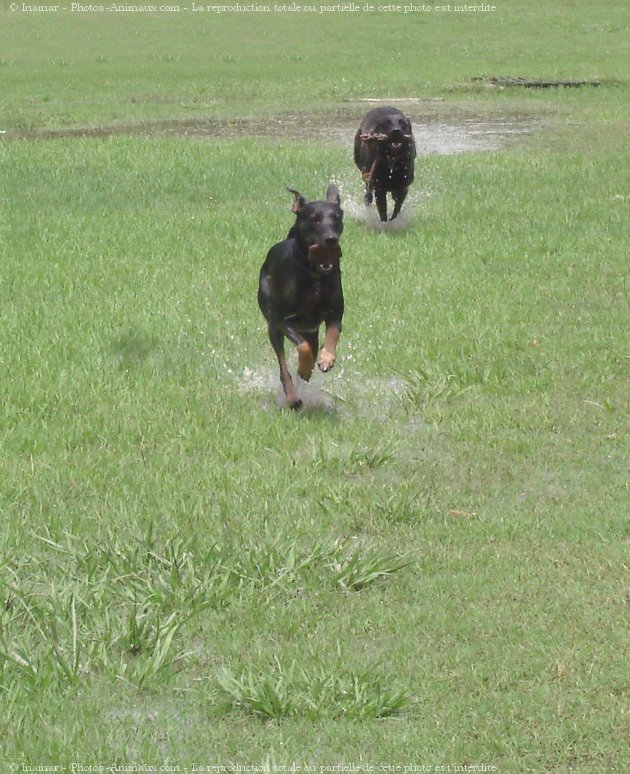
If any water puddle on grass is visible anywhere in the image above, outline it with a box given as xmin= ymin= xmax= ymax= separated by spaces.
xmin=339 ymin=190 xmax=421 ymax=231
xmin=412 ymin=117 xmax=533 ymax=154
xmin=240 ymin=365 xmax=339 ymax=413
xmin=7 ymin=104 xmax=538 ymax=156
xmin=239 ymin=364 xmax=410 ymax=420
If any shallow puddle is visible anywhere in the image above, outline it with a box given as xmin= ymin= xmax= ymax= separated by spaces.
xmin=239 ymin=364 xmax=410 ymax=419
xmin=6 ymin=103 xmax=538 ymax=155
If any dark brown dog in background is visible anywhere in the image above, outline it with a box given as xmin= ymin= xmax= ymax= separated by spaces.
xmin=354 ymin=106 xmax=416 ymax=222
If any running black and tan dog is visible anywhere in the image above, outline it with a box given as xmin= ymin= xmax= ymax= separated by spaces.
xmin=354 ymin=106 xmax=416 ymax=221
xmin=258 ymin=185 xmax=344 ymax=409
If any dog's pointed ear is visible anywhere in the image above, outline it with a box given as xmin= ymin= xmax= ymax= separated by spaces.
xmin=288 ymin=188 xmax=307 ymax=212
xmin=326 ymin=184 xmax=341 ymax=205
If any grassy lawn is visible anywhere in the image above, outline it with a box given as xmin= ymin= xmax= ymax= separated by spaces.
xmin=1 ymin=2 xmax=629 ymax=770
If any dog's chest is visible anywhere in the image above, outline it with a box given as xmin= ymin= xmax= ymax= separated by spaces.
xmin=286 ymin=276 xmax=332 ymax=328
xmin=297 ymin=277 xmax=323 ymax=316
xmin=376 ymin=152 xmax=409 ymax=181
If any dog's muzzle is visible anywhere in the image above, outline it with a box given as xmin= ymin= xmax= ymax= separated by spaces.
xmin=308 ymin=243 xmax=341 ymax=275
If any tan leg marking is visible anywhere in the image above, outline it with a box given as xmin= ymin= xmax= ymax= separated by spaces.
xmin=277 ymin=350 xmax=300 ymax=407
xmin=297 ymin=341 xmax=314 ymax=382
xmin=317 ymin=326 xmax=340 ymax=373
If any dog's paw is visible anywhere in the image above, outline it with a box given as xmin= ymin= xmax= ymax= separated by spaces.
xmin=317 ymin=348 xmax=336 ymax=373
xmin=298 ymin=368 xmax=313 ymax=382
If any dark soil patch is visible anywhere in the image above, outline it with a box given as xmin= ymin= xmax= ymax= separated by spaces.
xmin=475 ymin=76 xmax=600 ymax=89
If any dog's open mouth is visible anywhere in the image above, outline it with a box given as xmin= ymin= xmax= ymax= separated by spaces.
xmin=308 ymin=243 xmax=341 ymax=274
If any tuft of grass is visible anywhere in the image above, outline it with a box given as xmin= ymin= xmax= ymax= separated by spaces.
xmin=216 ymin=663 xmax=296 ymax=720
xmin=118 ymin=610 xmax=188 ymax=689
xmin=348 ymin=440 xmax=399 ymax=471
xmin=330 ymin=542 xmax=412 ymax=592
xmin=402 ymin=365 xmax=465 ymax=421
xmin=216 ymin=659 xmax=411 ymax=720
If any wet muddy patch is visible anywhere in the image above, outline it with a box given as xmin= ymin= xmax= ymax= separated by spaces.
xmin=240 ymin=366 xmax=339 ymax=414
xmin=473 ymin=76 xmax=600 ymax=89
xmin=5 ymin=103 xmax=539 ymax=156
xmin=239 ymin=363 xmax=411 ymax=421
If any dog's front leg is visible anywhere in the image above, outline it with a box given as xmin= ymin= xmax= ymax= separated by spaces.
xmin=390 ymin=186 xmax=408 ymax=220
xmin=362 ymin=152 xmax=379 ymax=206
xmin=281 ymin=323 xmax=315 ymax=383
xmin=268 ymin=324 xmax=302 ymax=409
xmin=375 ymin=189 xmax=388 ymax=222
xmin=318 ymin=321 xmax=341 ymax=373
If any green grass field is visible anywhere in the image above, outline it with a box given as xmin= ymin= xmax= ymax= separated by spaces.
xmin=1 ymin=2 xmax=629 ymax=770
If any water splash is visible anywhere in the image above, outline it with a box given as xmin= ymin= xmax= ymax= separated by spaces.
xmin=240 ymin=366 xmax=337 ymax=412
